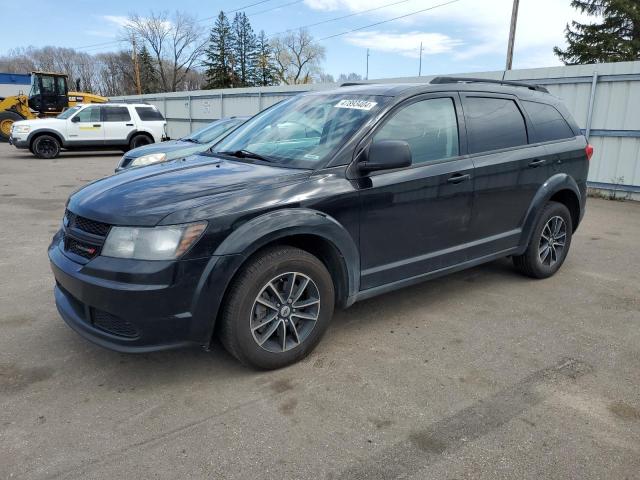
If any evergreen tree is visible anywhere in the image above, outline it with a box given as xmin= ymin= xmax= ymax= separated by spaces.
xmin=255 ymin=30 xmax=278 ymax=86
xmin=231 ymin=12 xmax=258 ymax=87
xmin=204 ymin=12 xmax=235 ymax=89
xmin=137 ymin=45 xmax=158 ymax=94
xmin=555 ymin=0 xmax=640 ymax=64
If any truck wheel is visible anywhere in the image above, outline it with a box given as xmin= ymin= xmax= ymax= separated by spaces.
xmin=0 ymin=111 xmax=23 ymax=142
xmin=218 ymin=246 xmax=335 ymax=370
xmin=129 ymin=134 xmax=152 ymax=150
xmin=513 ymin=201 xmax=573 ymax=279
xmin=32 ymin=135 xmax=61 ymax=159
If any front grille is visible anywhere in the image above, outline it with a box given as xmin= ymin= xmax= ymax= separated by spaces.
xmin=92 ymin=309 xmax=140 ymax=338
xmin=65 ymin=210 xmax=110 ymax=237
xmin=64 ymin=234 xmax=99 ymax=259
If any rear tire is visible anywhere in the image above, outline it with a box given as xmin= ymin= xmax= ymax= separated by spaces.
xmin=128 ymin=134 xmax=152 ymax=151
xmin=0 ymin=111 xmax=24 ymax=142
xmin=513 ymin=201 xmax=572 ymax=279
xmin=218 ymin=246 xmax=335 ymax=370
xmin=32 ymin=134 xmax=61 ymax=159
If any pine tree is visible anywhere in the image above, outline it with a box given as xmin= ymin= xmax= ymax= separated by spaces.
xmin=555 ymin=0 xmax=640 ymax=64
xmin=255 ymin=30 xmax=278 ymax=86
xmin=231 ymin=12 xmax=259 ymax=87
xmin=137 ymin=45 xmax=158 ymax=94
xmin=203 ymin=12 xmax=235 ymax=89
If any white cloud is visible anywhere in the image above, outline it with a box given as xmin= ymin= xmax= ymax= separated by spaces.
xmin=102 ymin=15 xmax=132 ymax=28
xmin=346 ymin=30 xmax=462 ymax=58
xmin=304 ymin=0 xmax=594 ymax=68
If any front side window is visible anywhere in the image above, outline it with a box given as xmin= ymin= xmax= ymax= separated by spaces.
xmin=464 ymin=97 xmax=528 ymax=153
xmin=214 ymin=94 xmax=389 ymax=169
xmin=522 ymin=101 xmax=574 ymax=142
xmin=374 ymin=97 xmax=459 ymax=164
xmin=103 ymin=106 xmax=131 ymax=122
xmin=57 ymin=106 xmax=81 ymax=119
xmin=74 ymin=106 xmax=101 ymax=123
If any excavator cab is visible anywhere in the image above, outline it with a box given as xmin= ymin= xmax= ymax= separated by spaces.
xmin=28 ymin=72 xmax=69 ymax=114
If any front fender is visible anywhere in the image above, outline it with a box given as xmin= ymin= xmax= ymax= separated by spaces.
xmin=191 ymin=208 xmax=360 ymax=346
xmin=519 ymin=173 xmax=582 ymax=253
xmin=214 ymin=208 xmax=360 ymax=298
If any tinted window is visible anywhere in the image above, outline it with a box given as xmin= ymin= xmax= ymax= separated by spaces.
xmin=523 ymin=101 xmax=574 ymax=142
xmin=74 ymin=106 xmax=101 ymax=123
xmin=136 ymin=107 xmax=164 ymax=121
xmin=374 ymin=97 xmax=459 ymax=164
xmin=103 ymin=106 xmax=131 ymax=122
xmin=464 ymin=97 xmax=527 ymax=153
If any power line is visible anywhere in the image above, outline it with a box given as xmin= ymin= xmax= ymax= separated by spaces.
xmin=318 ymin=0 xmax=461 ymax=41
xmin=249 ymin=0 xmax=304 ymax=17
xmin=271 ymin=0 xmax=412 ymax=37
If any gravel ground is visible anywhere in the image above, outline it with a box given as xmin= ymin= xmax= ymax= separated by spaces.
xmin=0 ymin=142 xmax=639 ymax=479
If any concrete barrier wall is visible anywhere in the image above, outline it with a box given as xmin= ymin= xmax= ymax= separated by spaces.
xmin=114 ymin=61 xmax=640 ymax=196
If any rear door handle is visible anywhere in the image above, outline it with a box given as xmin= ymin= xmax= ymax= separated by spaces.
xmin=93 ymin=124 xmax=101 ymax=128
xmin=528 ymin=159 xmax=546 ymax=168
xmin=447 ymin=173 xmax=471 ymax=184
xmin=126 ymin=123 xmax=134 ymax=126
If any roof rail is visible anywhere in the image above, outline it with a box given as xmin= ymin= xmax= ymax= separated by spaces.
xmin=430 ymin=76 xmax=549 ymax=93
xmin=340 ymin=82 xmax=368 ymax=87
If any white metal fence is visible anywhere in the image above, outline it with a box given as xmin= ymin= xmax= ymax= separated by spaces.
xmin=114 ymin=61 xmax=640 ymax=196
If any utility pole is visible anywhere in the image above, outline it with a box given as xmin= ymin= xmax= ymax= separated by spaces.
xmin=365 ymin=48 xmax=370 ymax=80
xmin=131 ymin=34 xmax=142 ymax=95
xmin=418 ymin=41 xmax=424 ymax=76
xmin=505 ymin=0 xmax=520 ymax=71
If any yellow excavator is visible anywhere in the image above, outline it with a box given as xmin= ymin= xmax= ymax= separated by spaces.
xmin=0 ymin=71 xmax=107 ymax=142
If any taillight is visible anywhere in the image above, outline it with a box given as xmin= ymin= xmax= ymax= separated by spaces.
xmin=585 ymin=144 xmax=594 ymax=161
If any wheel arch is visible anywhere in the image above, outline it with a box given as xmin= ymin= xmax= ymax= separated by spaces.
xmin=126 ymin=130 xmax=154 ymax=145
xmin=519 ymin=174 xmax=582 ymax=253
xmin=28 ymin=129 xmax=64 ymax=149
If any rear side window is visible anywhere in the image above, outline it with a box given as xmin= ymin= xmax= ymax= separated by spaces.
xmin=136 ymin=107 xmax=164 ymax=121
xmin=103 ymin=106 xmax=131 ymax=122
xmin=522 ymin=101 xmax=574 ymax=142
xmin=374 ymin=97 xmax=459 ymax=164
xmin=463 ymin=97 xmax=528 ymax=153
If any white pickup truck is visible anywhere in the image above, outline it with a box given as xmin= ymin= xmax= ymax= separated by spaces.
xmin=10 ymin=103 xmax=168 ymax=159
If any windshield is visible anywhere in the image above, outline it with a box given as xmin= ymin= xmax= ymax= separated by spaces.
xmin=57 ymin=106 xmax=82 ymax=119
xmin=213 ymin=93 xmax=388 ymax=169
xmin=187 ymin=118 xmax=245 ymax=144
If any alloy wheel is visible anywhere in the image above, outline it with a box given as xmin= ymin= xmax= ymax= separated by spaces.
xmin=539 ymin=215 xmax=566 ymax=267
xmin=37 ymin=139 xmax=57 ymax=157
xmin=250 ymin=272 xmax=320 ymax=353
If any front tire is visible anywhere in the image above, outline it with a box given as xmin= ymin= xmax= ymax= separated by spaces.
xmin=218 ymin=246 xmax=335 ymax=370
xmin=0 ymin=111 xmax=24 ymax=142
xmin=513 ymin=201 xmax=573 ymax=279
xmin=32 ymin=134 xmax=61 ymax=159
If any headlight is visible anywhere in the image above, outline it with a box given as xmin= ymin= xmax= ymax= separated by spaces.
xmin=13 ymin=125 xmax=31 ymax=134
xmin=101 ymin=222 xmax=207 ymax=260
xmin=130 ymin=152 xmax=167 ymax=168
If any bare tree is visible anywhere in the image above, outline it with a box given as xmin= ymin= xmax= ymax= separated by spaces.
xmin=125 ymin=11 xmax=206 ymax=92
xmin=271 ymin=29 xmax=325 ymax=85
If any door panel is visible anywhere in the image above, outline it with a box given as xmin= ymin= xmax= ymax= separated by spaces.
xmin=357 ymin=94 xmax=474 ymax=290
xmin=68 ymin=106 xmax=104 ymax=144
xmin=102 ymin=106 xmax=135 ymax=144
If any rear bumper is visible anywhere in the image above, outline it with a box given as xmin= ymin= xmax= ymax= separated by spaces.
xmin=48 ymin=236 xmax=238 ymax=353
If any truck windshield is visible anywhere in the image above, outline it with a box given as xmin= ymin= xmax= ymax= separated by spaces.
xmin=57 ymin=106 xmax=82 ymax=119
xmin=213 ymin=93 xmax=388 ymax=169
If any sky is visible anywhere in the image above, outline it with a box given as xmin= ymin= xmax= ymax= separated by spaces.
xmin=0 ymin=0 xmax=590 ymax=79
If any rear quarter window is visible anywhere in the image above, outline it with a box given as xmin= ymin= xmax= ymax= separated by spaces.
xmin=463 ymin=97 xmax=528 ymax=154
xmin=135 ymin=107 xmax=165 ymax=121
xmin=522 ymin=101 xmax=575 ymax=142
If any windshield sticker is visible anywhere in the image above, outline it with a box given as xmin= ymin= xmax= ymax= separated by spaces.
xmin=334 ymin=99 xmax=377 ymax=111
xmin=304 ymin=153 xmax=320 ymax=160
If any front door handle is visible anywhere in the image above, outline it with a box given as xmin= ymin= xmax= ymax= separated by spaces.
xmin=126 ymin=123 xmax=134 ymax=126
xmin=528 ymin=159 xmax=546 ymax=168
xmin=92 ymin=124 xmax=101 ymax=128
xmin=447 ymin=173 xmax=471 ymax=184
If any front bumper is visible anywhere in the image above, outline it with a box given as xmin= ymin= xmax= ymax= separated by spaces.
xmin=9 ymin=135 xmax=28 ymax=148
xmin=49 ymin=235 xmax=221 ymax=353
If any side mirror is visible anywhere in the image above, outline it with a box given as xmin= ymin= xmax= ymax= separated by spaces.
xmin=71 ymin=116 xmax=80 ymax=123
xmin=358 ymin=140 xmax=412 ymax=173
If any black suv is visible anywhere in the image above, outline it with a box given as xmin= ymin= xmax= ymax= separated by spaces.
xmin=49 ymin=78 xmax=591 ymax=369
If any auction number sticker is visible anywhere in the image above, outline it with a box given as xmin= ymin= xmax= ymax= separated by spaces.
xmin=334 ymin=99 xmax=377 ymax=110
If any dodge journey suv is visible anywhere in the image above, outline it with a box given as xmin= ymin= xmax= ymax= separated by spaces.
xmin=49 ymin=78 xmax=591 ymax=369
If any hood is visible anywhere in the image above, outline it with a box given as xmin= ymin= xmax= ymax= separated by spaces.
xmin=14 ymin=118 xmax=65 ymax=128
xmin=125 ymin=139 xmax=207 ymax=160
xmin=67 ymin=155 xmax=310 ymax=226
